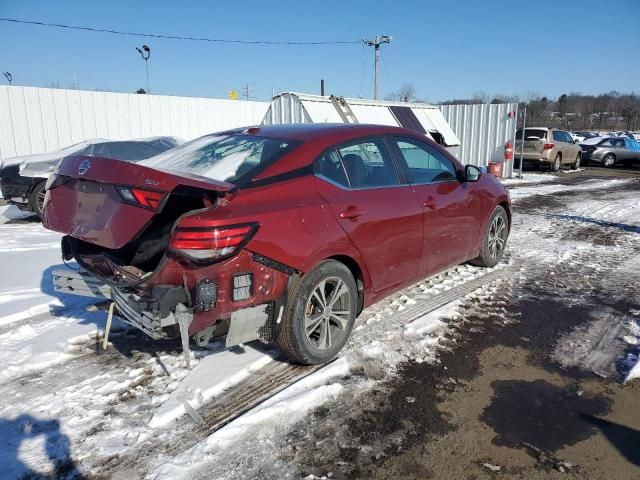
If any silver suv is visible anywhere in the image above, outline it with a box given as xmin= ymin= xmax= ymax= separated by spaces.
xmin=515 ymin=127 xmax=582 ymax=171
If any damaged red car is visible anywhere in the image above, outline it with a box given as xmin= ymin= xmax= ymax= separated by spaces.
xmin=42 ymin=124 xmax=510 ymax=365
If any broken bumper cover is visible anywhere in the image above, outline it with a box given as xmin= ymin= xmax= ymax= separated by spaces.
xmin=52 ymin=253 xmax=288 ymax=347
xmin=111 ymin=287 xmax=180 ymax=340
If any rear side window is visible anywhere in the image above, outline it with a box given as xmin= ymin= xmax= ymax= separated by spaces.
xmin=315 ymin=150 xmax=349 ymax=187
xmin=552 ymin=131 xmax=563 ymax=142
xmin=337 ymin=139 xmax=399 ymax=188
xmin=516 ymin=129 xmax=547 ymax=140
xmin=393 ymin=137 xmax=457 ymax=184
xmin=140 ymin=134 xmax=300 ymax=184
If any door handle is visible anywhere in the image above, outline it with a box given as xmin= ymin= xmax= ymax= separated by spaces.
xmin=339 ymin=206 xmax=364 ymax=220
xmin=422 ymin=197 xmax=437 ymax=210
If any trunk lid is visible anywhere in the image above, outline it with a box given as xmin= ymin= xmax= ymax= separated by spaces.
xmin=42 ymin=155 xmax=234 ymax=249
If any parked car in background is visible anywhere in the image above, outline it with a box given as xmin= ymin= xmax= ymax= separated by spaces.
xmin=570 ymin=133 xmax=586 ymax=143
xmin=575 ymin=131 xmax=599 ymax=140
xmin=514 ymin=127 xmax=582 ymax=171
xmin=0 ymin=137 xmax=181 ymax=217
xmin=42 ymin=124 xmax=511 ymax=365
xmin=580 ymin=136 xmax=640 ymax=167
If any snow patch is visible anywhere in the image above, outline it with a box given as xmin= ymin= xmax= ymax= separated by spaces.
xmin=150 ymin=343 xmax=278 ymax=428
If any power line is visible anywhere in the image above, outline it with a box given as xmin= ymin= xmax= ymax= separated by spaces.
xmin=0 ymin=17 xmax=363 ymax=46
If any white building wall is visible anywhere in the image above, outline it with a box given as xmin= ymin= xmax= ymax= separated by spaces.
xmin=0 ymin=86 xmax=270 ymax=161
xmin=439 ymin=103 xmax=518 ymax=177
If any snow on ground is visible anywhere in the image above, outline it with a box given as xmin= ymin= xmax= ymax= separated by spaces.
xmin=0 ymin=174 xmax=639 ymax=479
xmin=0 ymin=204 xmax=32 ymax=224
xmin=500 ymin=172 xmax=559 ymax=186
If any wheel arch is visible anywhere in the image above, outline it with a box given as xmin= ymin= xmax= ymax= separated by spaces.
xmin=499 ymin=201 xmax=512 ymax=230
xmin=326 ymin=254 xmax=366 ymax=314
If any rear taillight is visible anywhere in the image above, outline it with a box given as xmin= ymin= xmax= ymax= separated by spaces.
xmin=116 ymin=186 xmax=165 ymax=210
xmin=169 ymin=223 xmax=259 ymax=262
xmin=543 ymin=143 xmax=555 ymax=150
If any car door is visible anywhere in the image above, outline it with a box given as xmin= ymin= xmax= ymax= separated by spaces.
xmin=314 ymin=137 xmax=424 ymax=293
xmin=615 ymin=138 xmax=633 ymax=161
xmin=390 ymin=136 xmax=481 ymax=276
xmin=562 ymin=131 xmax=580 ymax=162
xmin=553 ymin=130 xmax=568 ymax=164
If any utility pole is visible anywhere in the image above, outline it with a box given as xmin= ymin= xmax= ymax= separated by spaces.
xmin=242 ymin=84 xmax=253 ymax=101
xmin=364 ymin=35 xmax=392 ymax=100
xmin=3 ymin=72 xmax=12 ymax=85
xmin=136 ymin=45 xmax=151 ymax=93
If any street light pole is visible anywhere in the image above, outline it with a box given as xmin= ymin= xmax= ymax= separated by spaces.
xmin=136 ymin=45 xmax=151 ymax=93
xmin=364 ymin=35 xmax=392 ymax=100
xmin=3 ymin=72 xmax=12 ymax=86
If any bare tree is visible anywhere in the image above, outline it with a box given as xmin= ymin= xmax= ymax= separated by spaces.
xmin=385 ymin=83 xmax=417 ymax=102
xmin=472 ymin=91 xmax=491 ymax=104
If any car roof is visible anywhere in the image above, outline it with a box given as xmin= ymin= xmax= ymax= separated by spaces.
xmin=227 ymin=123 xmax=421 ymax=141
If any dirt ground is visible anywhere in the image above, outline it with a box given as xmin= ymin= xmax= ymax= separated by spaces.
xmin=366 ymin=167 xmax=640 ymax=480
xmin=286 ymin=166 xmax=640 ymax=480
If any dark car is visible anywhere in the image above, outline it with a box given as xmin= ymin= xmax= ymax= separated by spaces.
xmin=42 ymin=124 xmax=510 ymax=365
xmin=580 ymin=137 xmax=640 ymax=167
xmin=0 ymin=137 xmax=181 ymax=217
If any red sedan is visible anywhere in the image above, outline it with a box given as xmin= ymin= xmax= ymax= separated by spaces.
xmin=42 ymin=124 xmax=510 ymax=365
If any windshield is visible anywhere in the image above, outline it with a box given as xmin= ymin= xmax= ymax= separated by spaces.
xmin=139 ymin=134 xmax=300 ymax=184
xmin=516 ymin=129 xmax=547 ymax=140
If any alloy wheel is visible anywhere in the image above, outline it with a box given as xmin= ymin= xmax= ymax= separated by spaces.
xmin=603 ymin=154 xmax=615 ymax=167
xmin=36 ymin=189 xmax=46 ymax=215
xmin=488 ymin=214 xmax=508 ymax=260
xmin=304 ymin=277 xmax=351 ymax=350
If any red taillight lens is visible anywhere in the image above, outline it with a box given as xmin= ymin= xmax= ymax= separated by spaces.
xmin=116 ymin=186 xmax=165 ymax=210
xmin=543 ymin=143 xmax=555 ymax=150
xmin=169 ymin=223 xmax=258 ymax=261
xmin=131 ymin=188 xmax=164 ymax=209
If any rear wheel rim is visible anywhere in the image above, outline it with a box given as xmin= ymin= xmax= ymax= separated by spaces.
xmin=36 ymin=189 xmax=46 ymax=214
xmin=304 ymin=277 xmax=351 ymax=350
xmin=554 ymin=156 xmax=561 ymax=171
xmin=488 ymin=214 xmax=508 ymax=260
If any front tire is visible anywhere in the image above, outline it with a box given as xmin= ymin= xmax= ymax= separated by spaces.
xmin=471 ymin=206 xmax=509 ymax=268
xmin=275 ymin=260 xmax=357 ymax=365
xmin=28 ymin=181 xmax=47 ymax=218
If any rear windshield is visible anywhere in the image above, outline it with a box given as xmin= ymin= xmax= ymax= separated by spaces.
xmin=516 ymin=129 xmax=548 ymax=140
xmin=139 ymin=134 xmax=300 ymax=184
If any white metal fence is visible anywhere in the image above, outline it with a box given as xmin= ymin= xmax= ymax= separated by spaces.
xmin=0 ymin=86 xmax=269 ymax=161
xmin=439 ymin=103 xmax=518 ymax=177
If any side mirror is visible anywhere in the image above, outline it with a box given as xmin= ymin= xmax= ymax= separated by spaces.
xmin=574 ymin=139 xmax=579 ymax=144
xmin=465 ymin=164 xmax=481 ymax=182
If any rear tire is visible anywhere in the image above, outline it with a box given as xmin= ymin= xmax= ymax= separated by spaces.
xmin=471 ymin=206 xmax=509 ymax=268
xmin=571 ymin=154 xmax=581 ymax=170
xmin=275 ymin=260 xmax=357 ymax=365
xmin=602 ymin=153 xmax=616 ymax=168
xmin=28 ymin=181 xmax=46 ymax=218
xmin=551 ymin=154 xmax=561 ymax=172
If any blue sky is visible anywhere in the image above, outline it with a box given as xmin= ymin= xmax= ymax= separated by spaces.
xmin=0 ymin=0 xmax=638 ymax=102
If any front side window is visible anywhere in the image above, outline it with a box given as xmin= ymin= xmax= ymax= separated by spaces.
xmin=393 ymin=137 xmax=458 ymax=184
xmin=337 ymin=139 xmax=399 ymax=188
xmin=139 ymin=134 xmax=300 ymax=185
